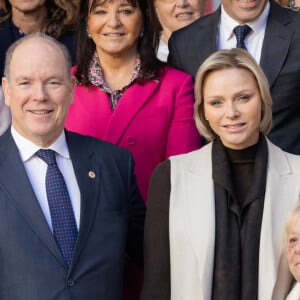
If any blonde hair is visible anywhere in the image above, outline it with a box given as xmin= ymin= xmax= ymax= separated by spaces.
xmin=194 ymin=48 xmax=272 ymax=141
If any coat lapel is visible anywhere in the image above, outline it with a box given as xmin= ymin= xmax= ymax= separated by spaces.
xmin=104 ymin=80 xmax=159 ymax=144
xmin=184 ymin=144 xmax=215 ymax=299
xmin=260 ymin=1 xmax=294 ymax=88
xmin=259 ymin=140 xmax=300 ymax=300
xmin=172 ymin=140 xmax=299 ymax=300
xmin=65 ymin=131 xmax=101 ymax=270
xmin=0 ymin=130 xmax=64 ymax=266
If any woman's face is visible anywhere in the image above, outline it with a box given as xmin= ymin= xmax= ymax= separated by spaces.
xmin=287 ymin=219 xmax=300 ymax=282
xmin=8 ymin=0 xmax=46 ymax=13
xmin=203 ymin=67 xmax=262 ymax=149
xmin=154 ymin=0 xmax=204 ymax=36
xmin=87 ymin=0 xmax=143 ymax=58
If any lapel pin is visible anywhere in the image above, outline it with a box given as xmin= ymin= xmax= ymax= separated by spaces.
xmin=88 ymin=171 xmax=96 ymax=179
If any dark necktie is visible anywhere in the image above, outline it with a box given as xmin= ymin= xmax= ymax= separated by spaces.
xmin=233 ymin=25 xmax=251 ymax=50
xmin=36 ymin=149 xmax=78 ymax=267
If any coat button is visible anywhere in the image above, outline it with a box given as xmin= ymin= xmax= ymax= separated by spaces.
xmin=67 ymin=280 xmax=75 ymax=287
xmin=127 ymin=137 xmax=135 ymax=145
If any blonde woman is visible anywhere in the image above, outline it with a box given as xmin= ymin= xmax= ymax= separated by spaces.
xmin=142 ymin=48 xmax=300 ymax=300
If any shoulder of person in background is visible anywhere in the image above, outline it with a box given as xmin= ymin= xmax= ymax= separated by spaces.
xmin=0 ymin=85 xmax=11 ymax=136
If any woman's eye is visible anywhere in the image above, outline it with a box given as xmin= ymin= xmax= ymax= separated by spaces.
xmin=209 ymin=100 xmax=222 ymax=106
xmin=119 ymin=9 xmax=134 ymax=15
xmin=93 ymin=9 xmax=106 ymax=15
xmin=237 ymin=95 xmax=250 ymax=101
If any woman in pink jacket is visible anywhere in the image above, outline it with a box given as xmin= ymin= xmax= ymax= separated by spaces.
xmin=65 ymin=0 xmax=201 ymax=204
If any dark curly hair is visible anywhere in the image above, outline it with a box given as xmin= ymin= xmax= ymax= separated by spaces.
xmin=0 ymin=0 xmax=79 ymax=38
xmin=75 ymin=0 xmax=164 ymax=86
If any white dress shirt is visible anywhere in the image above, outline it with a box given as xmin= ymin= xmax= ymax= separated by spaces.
xmin=218 ymin=1 xmax=270 ymax=64
xmin=11 ymin=127 xmax=81 ymax=231
xmin=157 ymin=39 xmax=169 ymax=62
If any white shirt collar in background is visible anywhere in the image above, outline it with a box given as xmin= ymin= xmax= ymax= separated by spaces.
xmin=218 ymin=1 xmax=270 ymax=63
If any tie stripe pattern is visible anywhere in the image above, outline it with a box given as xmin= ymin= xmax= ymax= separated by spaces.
xmin=233 ymin=25 xmax=251 ymax=50
xmin=36 ymin=149 xmax=78 ymax=267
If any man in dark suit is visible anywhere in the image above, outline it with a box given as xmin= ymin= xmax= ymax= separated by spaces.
xmin=0 ymin=33 xmax=145 ymax=300
xmin=169 ymin=0 xmax=300 ymax=154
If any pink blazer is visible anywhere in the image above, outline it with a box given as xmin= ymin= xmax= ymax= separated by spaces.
xmin=65 ymin=66 xmax=201 ymax=202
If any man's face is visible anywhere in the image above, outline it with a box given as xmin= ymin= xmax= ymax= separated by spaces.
xmin=2 ymin=38 xmax=74 ymax=147
xmin=221 ymin=0 xmax=268 ymax=23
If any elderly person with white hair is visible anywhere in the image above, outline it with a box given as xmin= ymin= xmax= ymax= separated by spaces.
xmin=284 ymin=204 xmax=300 ymax=300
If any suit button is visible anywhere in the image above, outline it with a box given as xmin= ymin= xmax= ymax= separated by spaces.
xmin=127 ymin=137 xmax=135 ymax=145
xmin=67 ymin=280 xmax=75 ymax=287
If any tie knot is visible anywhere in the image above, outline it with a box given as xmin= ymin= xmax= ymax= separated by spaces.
xmin=36 ymin=149 xmax=57 ymax=165
xmin=233 ymin=25 xmax=251 ymax=49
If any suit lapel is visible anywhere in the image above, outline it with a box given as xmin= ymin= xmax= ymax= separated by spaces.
xmin=103 ymin=80 xmax=159 ymax=144
xmin=259 ymin=141 xmax=300 ymax=300
xmin=260 ymin=1 xmax=294 ymax=88
xmin=201 ymin=7 xmax=220 ymax=53
xmin=65 ymin=132 xmax=101 ymax=269
xmin=0 ymin=131 xmax=64 ymax=266
xmin=189 ymin=8 xmax=220 ymax=77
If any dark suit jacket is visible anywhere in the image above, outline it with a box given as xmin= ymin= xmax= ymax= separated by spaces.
xmin=0 ymin=129 xmax=145 ymax=300
xmin=0 ymin=10 xmax=76 ymax=79
xmin=169 ymin=1 xmax=300 ymax=154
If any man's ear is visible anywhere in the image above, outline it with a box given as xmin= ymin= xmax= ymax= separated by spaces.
xmin=2 ymin=77 xmax=11 ymax=107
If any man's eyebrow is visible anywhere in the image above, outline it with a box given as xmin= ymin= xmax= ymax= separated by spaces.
xmin=14 ymin=76 xmax=31 ymax=81
xmin=14 ymin=75 xmax=65 ymax=81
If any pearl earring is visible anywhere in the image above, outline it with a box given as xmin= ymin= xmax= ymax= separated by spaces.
xmin=87 ymin=29 xmax=92 ymax=39
xmin=139 ymin=26 xmax=144 ymax=38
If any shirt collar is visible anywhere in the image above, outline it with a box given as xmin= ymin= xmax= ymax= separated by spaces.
xmin=220 ymin=1 xmax=270 ymax=40
xmin=11 ymin=126 xmax=70 ymax=162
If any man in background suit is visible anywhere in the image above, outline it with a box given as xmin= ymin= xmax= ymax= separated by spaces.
xmin=0 ymin=33 xmax=145 ymax=300
xmin=169 ymin=0 xmax=300 ymax=155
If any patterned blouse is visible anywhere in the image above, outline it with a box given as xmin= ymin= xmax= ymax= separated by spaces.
xmin=88 ymin=52 xmax=141 ymax=110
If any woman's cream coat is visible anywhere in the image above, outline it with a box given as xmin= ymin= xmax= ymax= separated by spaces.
xmin=169 ymin=139 xmax=300 ymax=300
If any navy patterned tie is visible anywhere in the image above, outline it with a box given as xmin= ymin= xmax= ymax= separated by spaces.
xmin=233 ymin=25 xmax=251 ymax=50
xmin=36 ymin=149 xmax=78 ymax=267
